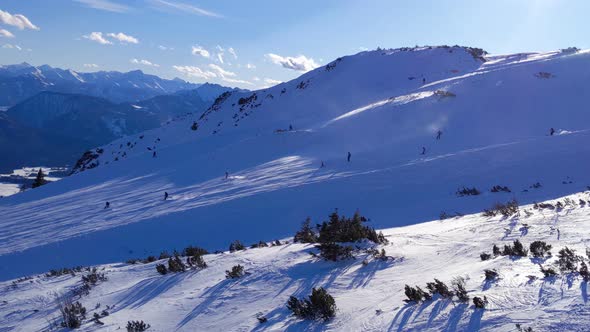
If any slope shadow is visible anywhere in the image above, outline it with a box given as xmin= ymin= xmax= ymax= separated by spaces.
xmin=176 ymin=278 xmax=233 ymax=329
xmin=388 ymin=303 xmax=417 ymax=332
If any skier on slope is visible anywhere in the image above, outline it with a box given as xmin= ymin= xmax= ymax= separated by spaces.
xmin=422 ymin=78 xmax=426 ymax=85
xmin=550 ymin=128 xmax=556 ymax=136
xmin=225 ymin=171 xmax=229 ymax=179
xmin=347 ymin=152 xmax=351 ymax=162
xmin=153 ymin=151 xmax=157 ymax=158
xmin=164 ymin=192 xmax=169 ymax=200
xmin=421 ymin=147 xmax=426 ymax=155
xmin=289 ymin=124 xmax=293 ymax=131
xmin=104 ymin=202 xmax=110 ymax=209
xmin=320 ymin=161 xmax=325 ymax=168
xmin=436 ymin=130 xmax=442 ymax=140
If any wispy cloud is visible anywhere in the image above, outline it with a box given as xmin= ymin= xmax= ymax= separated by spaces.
xmin=246 ymin=63 xmax=256 ymax=69
xmin=173 ymin=65 xmax=217 ymax=79
xmin=83 ymin=63 xmax=99 ymax=68
xmin=2 ymin=43 xmax=22 ymax=50
xmin=82 ymin=31 xmax=138 ymax=45
xmin=83 ymin=32 xmax=112 ymax=44
xmin=266 ymin=53 xmax=319 ymax=72
xmin=264 ymin=78 xmax=282 ymax=86
xmin=149 ymin=0 xmax=222 ymax=18
xmin=0 ymin=29 xmax=14 ymax=38
xmin=191 ymin=45 xmax=210 ymax=58
xmin=107 ymin=32 xmax=139 ymax=44
xmin=73 ymin=0 xmax=130 ymax=13
xmin=131 ymin=58 xmax=159 ymax=67
xmin=209 ymin=64 xmax=235 ymax=77
xmin=158 ymin=45 xmax=173 ymax=51
xmin=228 ymin=47 xmax=237 ymax=59
xmin=0 ymin=9 xmax=39 ymax=30
xmin=208 ymin=64 xmax=253 ymax=86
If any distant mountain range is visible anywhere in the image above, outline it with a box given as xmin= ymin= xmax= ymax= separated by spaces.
xmin=0 ymin=63 xmax=243 ymax=172
xmin=0 ymin=63 xmax=202 ymax=106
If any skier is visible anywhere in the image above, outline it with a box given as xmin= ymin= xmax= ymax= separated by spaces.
xmin=164 ymin=192 xmax=169 ymax=200
xmin=104 ymin=202 xmax=110 ymax=209
xmin=422 ymin=78 xmax=426 ymax=85
xmin=153 ymin=151 xmax=157 ymax=158
xmin=550 ymin=128 xmax=555 ymax=136
xmin=225 ymin=171 xmax=229 ymax=179
xmin=421 ymin=147 xmax=426 ymax=155
xmin=436 ymin=130 xmax=442 ymax=140
xmin=347 ymin=152 xmax=351 ymax=162
xmin=289 ymin=124 xmax=293 ymax=131
xmin=320 ymin=161 xmax=325 ymax=168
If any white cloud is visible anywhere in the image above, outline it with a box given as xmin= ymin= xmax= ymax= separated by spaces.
xmin=246 ymin=63 xmax=256 ymax=69
xmin=223 ymin=77 xmax=254 ymax=86
xmin=83 ymin=32 xmax=112 ymax=45
xmin=83 ymin=63 xmax=99 ymax=68
xmin=252 ymin=76 xmax=260 ymax=81
xmin=131 ymin=58 xmax=159 ymax=67
xmin=266 ymin=53 xmax=319 ymax=72
xmin=173 ymin=65 xmax=217 ymax=79
xmin=0 ymin=9 xmax=39 ymax=30
xmin=0 ymin=29 xmax=14 ymax=38
xmin=209 ymin=64 xmax=235 ymax=77
xmin=2 ymin=43 xmax=22 ymax=50
xmin=149 ymin=0 xmax=222 ymax=18
xmin=191 ymin=45 xmax=210 ymax=58
xmin=228 ymin=47 xmax=237 ymax=59
xmin=107 ymin=32 xmax=138 ymax=44
xmin=215 ymin=45 xmax=225 ymax=64
xmin=264 ymin=78 xmax=282 ymax=86
xmin=158 ymin=45 xmax=173 ymax=51
xmin=73 ymin=0 xmax=130 ymax=13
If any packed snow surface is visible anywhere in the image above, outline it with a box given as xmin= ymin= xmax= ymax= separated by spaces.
xmin=1 ymin=46 xmax=590 ymax=283
xmin=2 ymin=192 xmax=590 ymax=331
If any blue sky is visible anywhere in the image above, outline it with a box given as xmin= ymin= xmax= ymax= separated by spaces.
xmin=0 ymin=0 xmax=588 ymax=89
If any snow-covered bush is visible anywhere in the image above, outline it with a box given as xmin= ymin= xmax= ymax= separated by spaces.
xmin=456 ymin=187 xmax=480 ymax=197
xmin=155 ymin=264 xmax=167 ymax=275
xmin=57 ymin=294 xmax=86 ymax=329
xmin=529 ymin=241 xmax=552 ymax=258
xmin=182 ymin=246 xmax=208 ymax=257
xmin=500 ymin=240 xmax=528 ymax=257
xmin=229 ymin=240 xmax=246 ymax=252
xmin=483 ymin=199 xmax=519 ymax=217
xmin=490 ymin=185 xmax=511 ymax=193
xmin=317 ymin=242 xmax=354 ymax=261
xmin=580 ymin=261 xmax=590 ymax=281
xmin=484 ymin=269 xmax=498 ymax=281
xmin=473 ymin=296 xmax=487 ymax=309
xmin=556 ymin=247 xmax=579 ymax=273
xmin=250 ymin=241 xmax=269 ymax=248
xmin=404 ymin=285 xmax=431 ymax=303
xmin=480 ymin=252 xmax=492 ymax=261
xmin=539 ymin=265 xmax=557 ymax=278
xmin=317 ymin=211 xmax=387 ymax=244
xmin=167 ymin=255 xmax=186 ymax=273
xmin=187 ymin=254 xmax=207 ymax=269
xmin=426 ymin=279 xmax=453 ymax=298
xmin=126 ymin=320 xmax=151 ymax=332
xmin=286 ymin=287 xmax=336 ymax=321
xmin=451 ymin=277 xmax=469 ymax=302
xmin=294 ymin=217 xmax=318 ymax=243
xmin=225 ymin=264 xmax=245 ymax=279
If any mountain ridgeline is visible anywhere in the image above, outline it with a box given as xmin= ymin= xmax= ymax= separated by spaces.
xmin=0 ymin=68 xmax=241 ymax=172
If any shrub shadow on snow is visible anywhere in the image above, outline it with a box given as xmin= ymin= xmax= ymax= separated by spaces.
xmin=442 ymin=303 xmax=469 ymax=332
xmin=176 ymin=278 xmax=234 ymax=329
xmin=581 ymin=281 xmax=588 ymax=303
xmin=388 ymin=304 xmax=417 ymax=332
xmin=114 ymin=272 xmax=191 ymax=310
xmin=348 ymin=258 xmax=403 ymax=289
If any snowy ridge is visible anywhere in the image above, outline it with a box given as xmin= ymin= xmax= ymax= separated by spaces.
xmin=2 ymin=192 xmax=590 ymax=331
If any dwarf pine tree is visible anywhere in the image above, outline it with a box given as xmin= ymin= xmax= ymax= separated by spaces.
xmin=32 ymin=168 xmax=48 ymax=188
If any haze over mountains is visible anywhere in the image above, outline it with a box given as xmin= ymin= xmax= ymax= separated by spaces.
xmin=0 ymin=64 xmax=240 ymax=172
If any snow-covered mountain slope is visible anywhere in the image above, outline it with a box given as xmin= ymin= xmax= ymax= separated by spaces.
xmin=2 ymin=46 xmax=590 ymax=281
xmin=2 ymin=192 xmax=590 ymax=331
